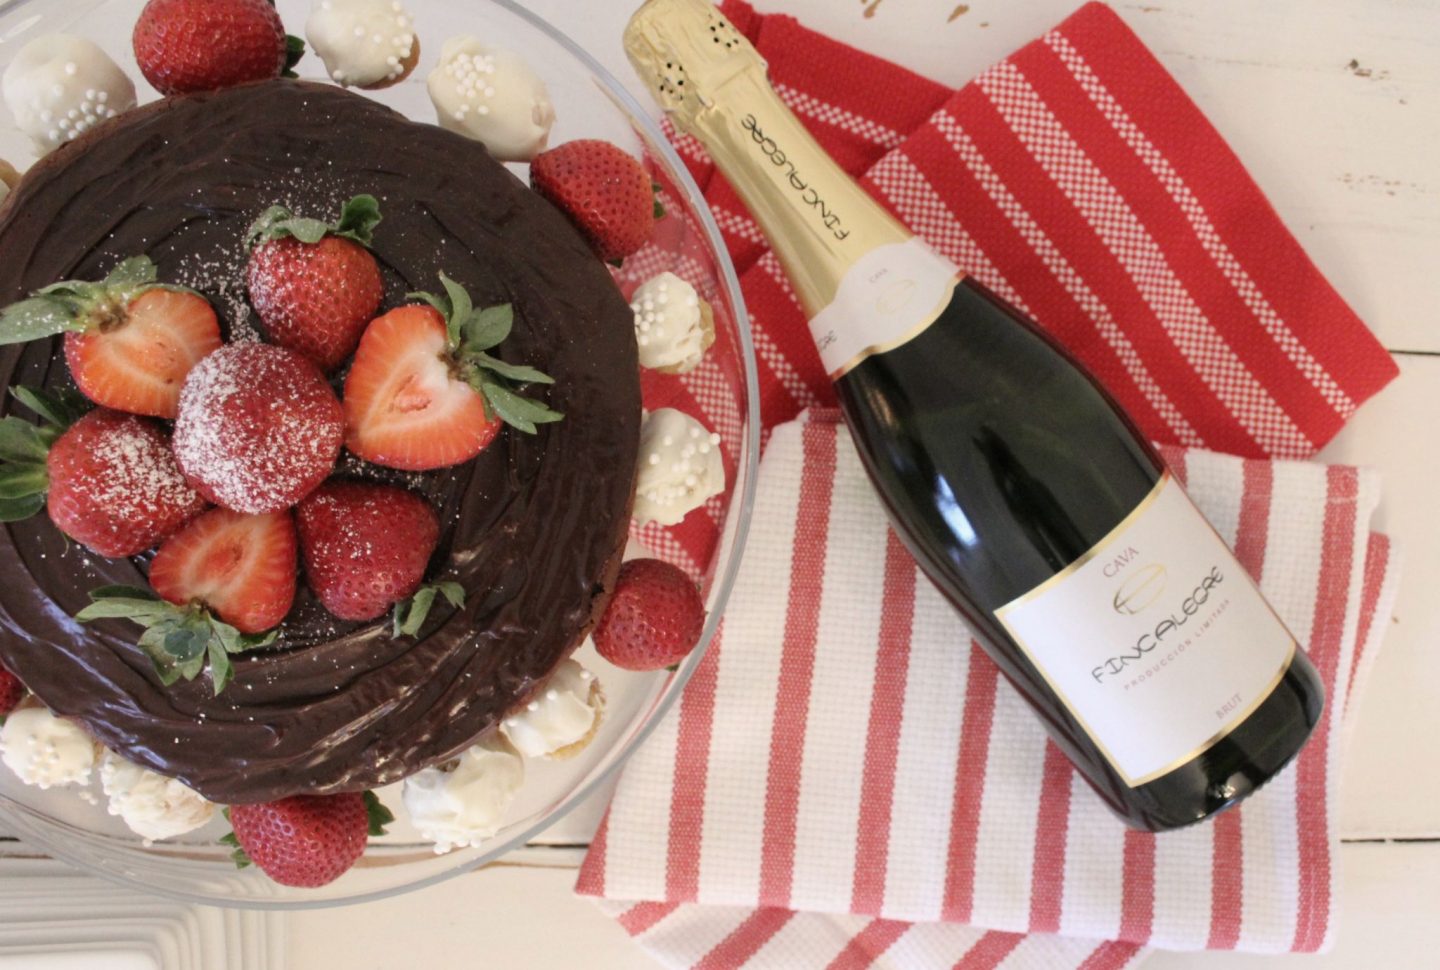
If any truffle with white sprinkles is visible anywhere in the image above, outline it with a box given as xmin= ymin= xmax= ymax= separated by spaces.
xmin=633 ymin=408 xmax=725 ymax=527
xmin=630 ymin=272 xmax=715 ymax=374
xmin=99 ymin=749 xmax=214 ymax=842
xmin=401 ymin=735 xmax=524 ymax=853
xmin=1 ymin=35 xmax=135 ymax=155
xmin=306 ymin=0 xmax=419 ymax=90
xmin=0 ymin=706 xmax=97 ymax=789
xmin=427 ymin=37 xmax=555 ymax=162
xmin=500 ymin=660 xmax=605 ymax=759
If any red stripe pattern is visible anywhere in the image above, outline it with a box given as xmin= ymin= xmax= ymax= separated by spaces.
xmin=576 ymin=2 xmax=1402 ymax=966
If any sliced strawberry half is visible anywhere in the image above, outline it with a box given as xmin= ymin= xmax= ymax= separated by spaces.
xmin=75 ymin=508 xmax=295 ymax=694
xmin=0 ymin=256 xmax=221 ymax=419
xmin=343 ymin=275 xmax=563 ymax=471
xmin=148 ymin=507 xmax=297 ymax=635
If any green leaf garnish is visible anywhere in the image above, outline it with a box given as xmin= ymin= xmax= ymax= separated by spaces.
xmin=76 ymin=589 xmax=278 ymax=696
xmin=652 ymin=181 xmax=666 ymax=220
xmin=407 ymin=273 xmax=564 ymax=435
xmin=282 ymin=34 xmax=306 ymax=78
xmin=245 ymin=195 xmax=383 ymax=249
xmin=0 ymin=382 xmax=91 ymax=523
xmin=219 ymin=809 xmax=253 ymax=868
xmin=392 ymin=580 xmax=466 ymax=638
xmin=364 ymin=790 xmax=395 ymax=836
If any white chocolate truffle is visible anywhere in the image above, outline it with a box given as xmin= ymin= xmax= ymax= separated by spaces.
xmin=98 ymin=750 xmax=214 ymax=842
xmin=500 ymin=660 xmax=605 ymax=759
xmin=631 ymin=272 xmax=716 ymax=374
xmin=2 ymin=34 xmax=136 ymax=155
xmin=0 ymin=706 xmax=96 ymax=789
xmin=633 ymin=408 xmax=725 ymax=527
xmin=401 ymin=735 xmax=524 ymax=853
xmin=306 ymin=0 xmax=417 ymax=89
xmin=427 ymin=37 xmax=555 ymax=162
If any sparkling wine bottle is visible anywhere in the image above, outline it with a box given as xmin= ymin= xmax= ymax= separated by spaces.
xmin=624 ymin=0 xmax=1323 ymax=830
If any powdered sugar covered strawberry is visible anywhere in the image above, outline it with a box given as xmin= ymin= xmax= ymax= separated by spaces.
xmin=225 ymin=790 xmax=392 ymax=888
xmin=295 ymin=481 xmax=444 ymax=623
xmin=0 ymin=388 xmax=206 ymax=556
xmin=172 ymin=343 xmax=343 ymax=514
xmin=592 ymin=558 xmax=705 ymax=671
xmin=245 ymin=196 xmax=385 ymax=372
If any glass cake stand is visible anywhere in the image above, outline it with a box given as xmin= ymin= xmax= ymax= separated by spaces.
xmin=0 ymin=0 xmax=759 ymax=907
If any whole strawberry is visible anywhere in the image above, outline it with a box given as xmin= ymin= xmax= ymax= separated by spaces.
xmin=226 ymin=791 xmax=392 ymax=888
xmin=245 ymin=196 xmax=386 ymax=372
xmin=0 ymin=256 xmax=222 ymax=419
xmin=133 ymin=0 xmax=296 ymax=96
xmin=173 ymin=343 xmax=344 ymax=514
xmin=0 ymin=663 xmax=24 ymax=718
xmin=530 ymin=140 xmax=658 ymax=262
xmin=0 ymin=388 xmax=206 ymax=556
xmin=592 ymin=558 xmax=705 ymax=671
xmin=343 ymin=274 xmax=562 ymax=471
xmin=296 ymin=481 xmax=443 ymax=622
xmin=77 ymin=506 xmax=295 ymax=693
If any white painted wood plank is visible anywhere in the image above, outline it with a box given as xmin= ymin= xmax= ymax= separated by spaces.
xmin=1319 ymin=354 xmax=1440 ymax=839
xmin=283 ymin=864 xmax=647 ymax=970
xmin=1146 ymin=841 xmax=1440 ymax=968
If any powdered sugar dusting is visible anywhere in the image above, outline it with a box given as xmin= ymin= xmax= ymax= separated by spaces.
xmin=172 ymin=344 xmax=344 ymax=514
xmin=88 ymin=420 xmax=201 ymax=520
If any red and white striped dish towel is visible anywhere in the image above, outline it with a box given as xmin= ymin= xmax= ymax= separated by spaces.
xmin=578 ymin=414 xmax=1398 ymax=968
xmin=579 ymin=1 xmax=1403 ymax=966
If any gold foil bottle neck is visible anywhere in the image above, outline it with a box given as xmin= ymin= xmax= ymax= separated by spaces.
xmin=624 ymin=0 xmax=768 ymax=132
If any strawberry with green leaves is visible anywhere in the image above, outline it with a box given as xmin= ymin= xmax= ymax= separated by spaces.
xmin=75 ymin=507 xmax=297 ymax=694
xmin=0 ymin=256 xmax=221 ymax=419
xmin=0 ymin=386 xmax=208 ymax=556
xmin=343 ymin=274 xmax=563 ymax=471
xmin=223 ymin=790 xmax=393 ymax=888
xmin=245 ymin=195 xmax=386 ymax=372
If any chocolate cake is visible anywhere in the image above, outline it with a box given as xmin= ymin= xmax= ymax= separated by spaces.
xmin=0 ymin=80 xmax=641 ymax=804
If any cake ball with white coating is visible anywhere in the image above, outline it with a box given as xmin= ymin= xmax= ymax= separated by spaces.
xmin=633 ymin=408 xmax=725 ymax=527
xmin=0 ymin=705 xmax=97 ymax=789
xmin=500 ymin=660 xmax=605 ymax=759
xmin=99 ymin=749 xmax=215 ymax=842
xmin=2 ymin=35 xmax=136 ymax=155
xmin=631 ymin=271 xmax=716 ymax=374
xmin=401 ymin=735 xmax=524 ymax=853
xmin=427 ymin=37 xmax=555 ymax=162
xmin=306 ymin=0 xmax=420 ymax=90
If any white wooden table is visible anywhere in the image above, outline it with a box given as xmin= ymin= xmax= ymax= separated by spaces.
xmin=9 ymin=0 xmax=1439 ymax=966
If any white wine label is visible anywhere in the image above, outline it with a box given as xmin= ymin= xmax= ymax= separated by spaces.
xmin=810 ymin=238 xmax=961 ymax=379
xmin=995 ymin=473 xmax=1296 ymax=787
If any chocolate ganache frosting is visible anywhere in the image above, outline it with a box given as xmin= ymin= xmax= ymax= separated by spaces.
xmin=0 ymin=81 xmax=640 ymax=804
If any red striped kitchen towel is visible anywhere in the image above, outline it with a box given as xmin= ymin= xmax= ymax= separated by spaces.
xmin=579 ymin=413 xmax=1398 ymax=967
xmin=616 ymin=0 xmax=1397 ymax=581
xmin=584 ymin=1 xmax=1403 ymax=966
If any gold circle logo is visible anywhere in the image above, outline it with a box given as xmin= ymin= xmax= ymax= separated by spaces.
xmin=1113 ymin=564 xmax=1167 ymax=615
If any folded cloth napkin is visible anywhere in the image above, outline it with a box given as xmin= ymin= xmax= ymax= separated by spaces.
xmin=618 ymin=0 xmax=1397 ymax=580
xmin=583 ymin=1 xmax=1403 ymax=966
xmin=579 ymin=414 xmax=1399 ymax=968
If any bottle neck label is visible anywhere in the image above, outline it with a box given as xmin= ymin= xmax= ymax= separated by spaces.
xmin=994 ymin=473 xmax=1298 ymax=787
xmin=811 ymin=238 xmax=962 ymax=379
